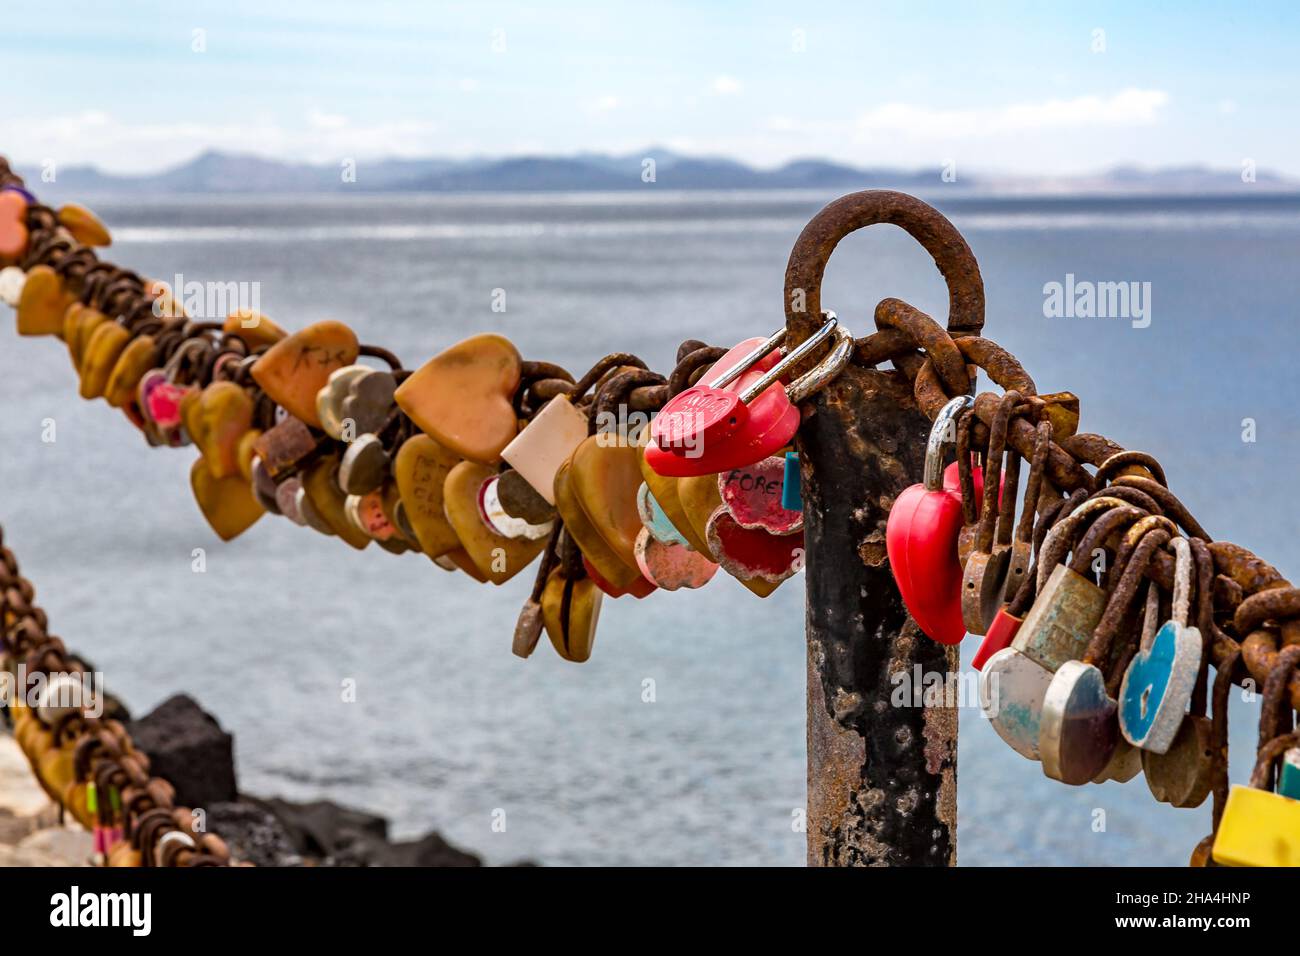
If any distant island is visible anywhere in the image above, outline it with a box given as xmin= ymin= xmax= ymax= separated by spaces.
xmin=16 ymin=148 xmax=1298 ymax=196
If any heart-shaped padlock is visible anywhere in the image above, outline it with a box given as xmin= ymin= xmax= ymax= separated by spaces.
xmin=886 ymin=396 xmax=979 ymax=645
xmin=645 ymin=315 xmax=851 ymax=477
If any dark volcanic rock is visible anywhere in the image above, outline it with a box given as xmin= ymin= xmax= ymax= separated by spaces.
xmin=247 ymin=796 xmax=483 ymax=867
xmin=247 ymin=796 xmax=387 ymax=860
xmin=206 ymin=801 xmax=299 ymax=868
xmin=126 ymin=695 xmax=236 ymax=808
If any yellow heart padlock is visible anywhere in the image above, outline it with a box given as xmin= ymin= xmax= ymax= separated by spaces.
xmin=251 ymin=320 xmax=360 ymax=428
xmin=66 ymin=304 xmax=110 ymax=371
xmin=554 ymin=457 xmax=640 ymax=590
xmin=394 ymin=333 xmax=522 ymax=464
xmin=302 ymin=456 xmax=372 ymax=550
xmin=190 ymin=457 xmax=265 ymax=541
xmin=568 ymin=434 xmax=645 ymax=567
xmin=56 ymin=204 xmax=112 ymax=246
xmin=541 ymin=569 xmax=603 ymax=663
xmin=79 ymin=321 xmax=131 ymax=400
xmin=443 ymin=460 xmax=546 ymax=584
xmin=104 ymin=334 xmax=159 ymax=408
xmin=194 ymin=381 xmax=255 ymax=479
xmin=393 ymin=434 xmax=462 ymax=558
xmin=16 ymin=265 xmax=76 ymax=336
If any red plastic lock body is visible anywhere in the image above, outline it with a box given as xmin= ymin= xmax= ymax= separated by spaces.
xmin=646 ymin=337 xmax=796 ymax=478
xmin=887 ymin=462 xmax=987 ymax=646
xmin=972 ymin=605 xmax=1023 ymax=671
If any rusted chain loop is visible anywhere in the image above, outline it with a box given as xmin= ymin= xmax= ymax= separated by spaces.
xmin=358 ymin=343 xmax=402 ymax=370
xmin=589 ymin=368 xmax=667 ymax=435
xmin=1249 ymin=732 xmax=1300 ymax=791
xmin=970 ymin=391 xmax=1091 ymax=494
xmin=1109 ymin=475 xmax=1208 ymax=540
xmin=853 ymin=327 xmax=916 ymax=368
xmin=667 ymin=346 xmax=726 ymax=398
xmin=1094 ymin=450 xmax=1168 ymax=487
xmin=1090 ymin=483 xmax=1162 ymax=516
xmin=783 ymin=190 xmax=985 ymax=354
xmin=1209 ymin=647 xmax=1241 ymax=831
xmin=568 ymin=353 xmax=648 ymax=402
xmin=912 ymin=333 xmax=1035 ymax=421
xmin=1260 ymin=645 xmax=1300 ymax=746
xmin=1084 ymin=526 xmax=1170 ymax=666
xmin=873 ymin=297 xmax=970 ymax=397
xmin=1234 ymin=587 xmax=1300 ymax=636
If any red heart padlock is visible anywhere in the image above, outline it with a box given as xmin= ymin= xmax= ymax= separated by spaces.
xmin=886 ymin=396 xmax=987 ymax=645
xmin=646 ymin=315 xmax=848 ymax=477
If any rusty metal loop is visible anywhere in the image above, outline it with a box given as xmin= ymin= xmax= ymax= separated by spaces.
xmin=783 ymin=190 xmax=984 ymax=357
xmin=873 ymin=297 xmax=970 ymax=397
xmin=1095 ymin=450 xmax=1168 ymax=487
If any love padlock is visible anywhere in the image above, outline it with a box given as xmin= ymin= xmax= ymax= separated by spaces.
xmin=1212 ymin=732 xmax=1300 ymax=866
xmin=886 ymin=396 xmax=978 ymax=646
xmin=1039 ymin=525 xmax=1171 ymax=785
xmin=645 ymin=315 xmax=851 ymax=477
xmin=1119 ymin=537 xmax=1203 ymax=754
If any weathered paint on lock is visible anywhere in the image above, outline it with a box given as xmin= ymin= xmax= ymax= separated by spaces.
xmin=981 ymin=646 xmax=1053 ymax=760
xmin=718 ymin=455 xmax=803 ymax=534
xmin=443 ymin=460 xmax=546 ymax=584
xmin=477 ymin=475 xmax=552 ymax=541
xmin=1012 ymin=564 xmax=1107 ymax=672
xmin=705 ymin=506 xmax=803 ymax=584
xmin=1119 ymin=619 xmax=1202 ymax=754
xmin=541 ymin=571 xmax=603 ymax=663
xmin=501 ymin=394 xmax=589 ymax=506
xmin=633 ymin=527 xmax=717 ymax=591
xmin=1212 ymin=785 xmax=1300 ymax=867
xmin=392 ymin=433 xmax=462 ymax=558
xmin=316 ymin=364 xmax=372 ymax=440
xmin=1039 ymin=660 xmax=1119 ymax=786
xmin=636 ymin=482 xmax=690 ymax=548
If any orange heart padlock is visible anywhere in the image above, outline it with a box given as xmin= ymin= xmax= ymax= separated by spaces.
xmin=677 ymin=473 xmax=778 ymax=598
xmin=193 ymin=381 xmax=255 ymax=479
xmin=394 ymin=333 xmax=522 ymax=464
xmin=224 ymin=310 xmax=287 ymax=350
xmin=0 ymin=189 xmax=29 ymax=264
xmin=541 ymin=569 xmax=603 ymax=663
xmin=554 ymin=457 xmax=641 ymax=591
xmin=393 ymin=434 xmax=463 ymax=559
xmin=190 ymin=458 xmax=265 ymax=541
xmin=103 ymin=334 xmax=159 ymax=408
xmin=250 ymin=320 xmax=360 ymax=428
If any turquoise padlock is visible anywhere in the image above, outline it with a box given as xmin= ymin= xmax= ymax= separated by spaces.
xmin=781 ymin=452 xmax=802 ymax=512
xmin=1281 ymin=747 xmax=1300 ymax=800
xmin=636 ymin=482 xmax=690 ymax=548
xmin=1119 ymin=538 xmax=1202 ymax=754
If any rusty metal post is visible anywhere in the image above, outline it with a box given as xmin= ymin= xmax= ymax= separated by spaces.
xmin=797 ymin=366 xmax=958 ymax=866
xmin=784 ymin=191 xmax=983 ymax=866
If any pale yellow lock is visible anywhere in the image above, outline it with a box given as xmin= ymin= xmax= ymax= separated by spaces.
xmin=501 ymin=395 xmax=589 ymax=506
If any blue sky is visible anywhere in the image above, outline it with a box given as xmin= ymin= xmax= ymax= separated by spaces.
xmin=3 ymin=0 xmax=1298 ymax=175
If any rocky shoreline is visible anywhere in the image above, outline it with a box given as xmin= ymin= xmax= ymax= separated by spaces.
xmin=2 ymin=694 xmax=526 ymax=867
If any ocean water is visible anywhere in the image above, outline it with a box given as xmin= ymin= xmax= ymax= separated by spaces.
xmin=1 ymin=189 xmax=1297 ymax=866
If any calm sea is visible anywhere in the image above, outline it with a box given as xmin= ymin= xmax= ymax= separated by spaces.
xmin=2 ymin=189 xmax=1297 ymax=865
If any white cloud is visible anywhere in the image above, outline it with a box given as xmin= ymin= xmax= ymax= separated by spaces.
xmin=591 ymin=95 xmax=620 ymax=113
xmin=0 ymin=110 xmax=443 ymax=172
xmin=854 ymin=88 xmax=1168 ymax=138
xmin=711 ymin=75 xmax=743 ymax=95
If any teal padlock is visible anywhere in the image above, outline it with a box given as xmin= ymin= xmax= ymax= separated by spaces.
xmin=781 ymin=452 xmax=802 ymax=512
xmin=1281 ymin=747 xmax=1300 ymax=800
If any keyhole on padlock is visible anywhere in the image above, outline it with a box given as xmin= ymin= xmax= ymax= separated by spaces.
xmin=1140 ymin=686 xmax=1151 ymax=720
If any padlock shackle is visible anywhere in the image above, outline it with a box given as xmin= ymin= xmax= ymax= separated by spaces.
xmin=739 ymin=313 xmax=839 ymax=405
xmin=923 ymin=395 xmax=973 ymax=491
xmin=706 ymin=329 xmax=786 ymax=391
xmin=785 ymin=326 xmax=853 ymax=405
